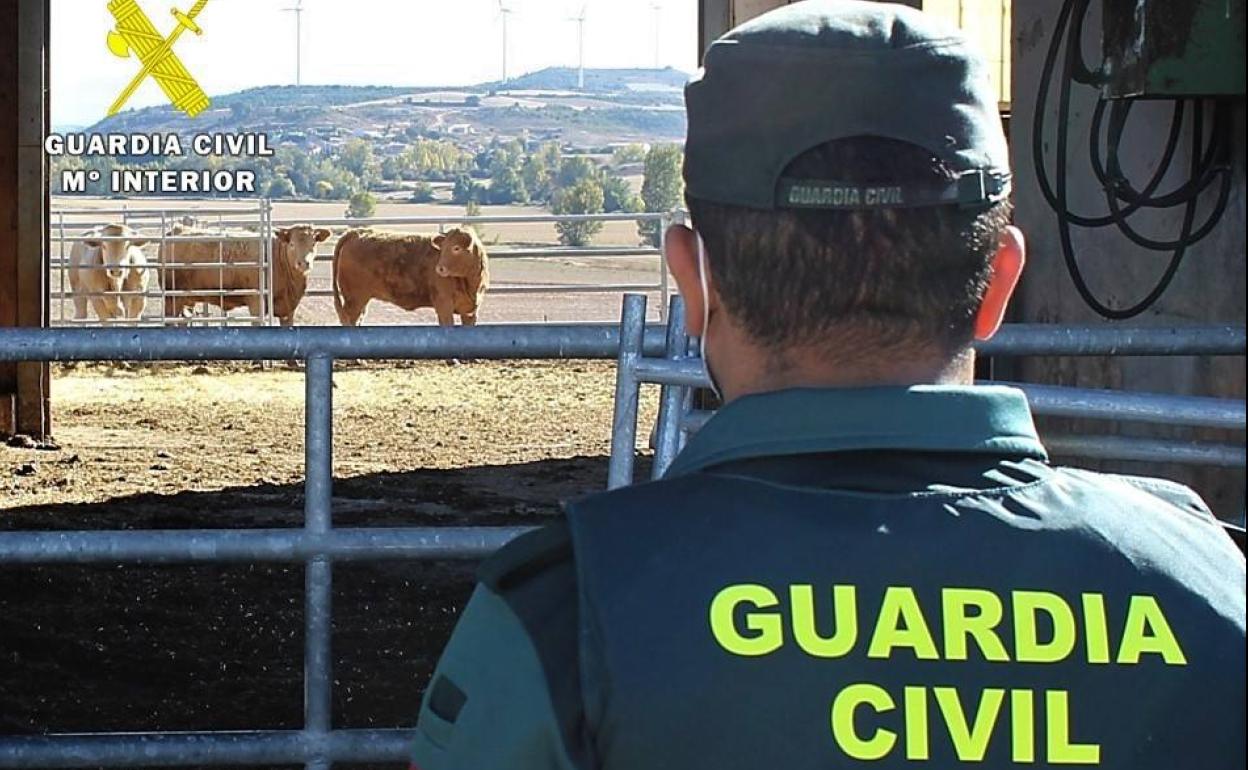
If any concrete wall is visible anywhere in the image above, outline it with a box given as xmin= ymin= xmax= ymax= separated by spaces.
xmin=1011 ymin=2 xmax=1246 ymax=518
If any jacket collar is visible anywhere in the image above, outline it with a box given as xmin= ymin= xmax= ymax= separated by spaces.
xmin=665 ymin=385 xmax=1047 ymax=479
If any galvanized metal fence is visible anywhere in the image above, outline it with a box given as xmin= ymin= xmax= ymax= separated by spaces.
xmin=214 ymin=211 xmax=677 ymax=314
xmin=0 ymin=323 xmax=666 ymax=769
xmin=609 ymin=294 xmax=1248 ymax=492
xmin=49 ymin=203 xmax=678 ymax=328
xmin=50 ymin=203 xmax=277 ymax=328
xmin=2 ymin=300 xmax=1245 ymax=767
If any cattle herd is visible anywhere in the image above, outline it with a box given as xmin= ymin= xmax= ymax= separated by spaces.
xmin=66 ymin=223 xmax=491 ymax=326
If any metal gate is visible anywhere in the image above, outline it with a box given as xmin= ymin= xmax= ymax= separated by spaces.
xmin=50 ymin=203 xmax=277 ymax=328
xmin=0 ymin=323 xmax=665 ymax=769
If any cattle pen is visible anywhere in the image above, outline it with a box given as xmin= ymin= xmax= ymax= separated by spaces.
xmin=47 ymin=202 xmax=679 ymax=328
xmin=1 ymin=294 xmax=1245 ymax=768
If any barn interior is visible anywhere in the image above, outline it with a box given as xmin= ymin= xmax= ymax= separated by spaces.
xmin=1 ymin=1 xmax=1245 ymax=768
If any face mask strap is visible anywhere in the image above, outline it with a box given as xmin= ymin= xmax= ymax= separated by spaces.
xmin=695 ymin=233 xmax=725 ymax=401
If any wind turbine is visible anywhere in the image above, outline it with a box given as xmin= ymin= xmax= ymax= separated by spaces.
xmin=498 ymin=0 xmax=514 ymax=84
xmin=282 ymin=0 xmax=304 ymax=86
xmin=568 ymin=3 xmax=587 ymax=90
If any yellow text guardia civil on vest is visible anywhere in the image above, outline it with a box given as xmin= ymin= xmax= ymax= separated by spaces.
xmin=710 ymin=584 xmax=1186 ymax=764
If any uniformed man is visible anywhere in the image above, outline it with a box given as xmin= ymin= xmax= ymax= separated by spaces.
xmin=409 ymin=2 xmax=1247 ymax=768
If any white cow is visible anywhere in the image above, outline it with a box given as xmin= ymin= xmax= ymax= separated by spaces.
xmin=68 ymin=224 xmax=151 ymax=322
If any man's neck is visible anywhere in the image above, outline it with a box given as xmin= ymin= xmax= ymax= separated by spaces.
xmin=716 ymin=337 xmax=977 ymax=402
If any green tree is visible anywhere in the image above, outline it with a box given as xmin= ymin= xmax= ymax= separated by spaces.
xmin=556 ymin=156 xmax=600 ymax=189
xmin=267 ymin=176 xmax=296 ymax=199
xmin=346 ymin=190 xmax=377 ymax=219
xmin=381 ymin=156 xmax=404 ymax=181
xmin=611 ymin=143 xmax=648 ymax=166
xmin=522 ymin=154 xmax=554 ymax=203
xmin=488 ymin=165 xmax=529 ymax=205
xmin=453 ymin=174 xmax=484 ymax=204
xmin=602 ymin=173 xmax=641 ymax=213
xmin=639 ymin=144 xmax=684 ymax=246
xmin=409 ymin=181 xmax=436 ymax=203
xmin=552 ymin=178 xmax=605 ymax=247
xmin=339 ymin=139 xmax=379 ymax=185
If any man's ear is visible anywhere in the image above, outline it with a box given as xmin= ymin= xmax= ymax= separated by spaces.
xmin=974 ymin=225 xmax=1026 ymax=341
xmin=665 ymin=224 xmax=710 ymax=338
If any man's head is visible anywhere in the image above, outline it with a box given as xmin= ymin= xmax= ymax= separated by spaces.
xmin=668 ymin=0 xmax=1024 ymax=399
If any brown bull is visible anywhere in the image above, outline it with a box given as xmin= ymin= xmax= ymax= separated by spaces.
xmin=160 ymin=224 xmax=330 ymax=326
xmin=332 ymin=227 xmax=490 ymax=327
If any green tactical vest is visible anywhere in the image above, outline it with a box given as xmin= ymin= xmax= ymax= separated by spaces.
xmin=564 ymin=387 xmax=1246 ymax=769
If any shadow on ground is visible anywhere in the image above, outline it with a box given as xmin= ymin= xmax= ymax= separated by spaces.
xmin=0 ymin=454 xmax=650 ymax=770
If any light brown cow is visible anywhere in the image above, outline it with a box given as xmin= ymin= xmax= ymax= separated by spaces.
xmin=68 ymin=224 xmax=151 ymax=322
xmin=160 ymin=224 xmax=330 ymax=326
xmin=332 ymin=227 xmax=490 ymax=327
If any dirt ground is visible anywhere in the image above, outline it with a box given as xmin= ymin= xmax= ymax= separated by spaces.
xmin=0 ymin=362 xmax=658 ymax=769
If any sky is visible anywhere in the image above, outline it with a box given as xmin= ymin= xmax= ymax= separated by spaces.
xmin=52 ymin=0 xmax=700 ymax=128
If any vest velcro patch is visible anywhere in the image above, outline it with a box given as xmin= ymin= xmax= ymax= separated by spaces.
xmin=428 ymin=675 xmax=468 ymax=724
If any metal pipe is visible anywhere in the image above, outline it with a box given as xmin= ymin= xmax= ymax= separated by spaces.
xmin=218 ymin=213 xmax=670 ymax=227
xmin=49 ymin=235 xmax=267 ymax=244
xmin=302 ymin=284 xmax=663 ymax=299
xmin=652 ymin=296 xmax=691 ymax=480
xmin=1013 ymin=383 xmax=1246 ymax=430
xmin=0 ymin=728 xmax=414 ymax=768
xmin=633 ymin=357 xmax=708 ymax=388
xmin=304 ymin=248 xmax=661 ymax=264
xmin=0 ymin=325 xmax=670 ymax=362
xmin=304 ymin=356 xmax=334 ymax=535
xmin=302 ymin=355 xmax=334 ymax=761
xmin=52 ymin=206 xmax=268 ymax=217
xmin=0 ymin=527 xmax=531 ymax=565
xmin=1045 ymin=435 xmax=1246 ymax=467
xmin=52 ymin=262 xmax=270 ymax=271
xmin=608 ymin=295 xmax=647 ymax=489
xmin=982 ymin=325 xmax=1245 ymax=357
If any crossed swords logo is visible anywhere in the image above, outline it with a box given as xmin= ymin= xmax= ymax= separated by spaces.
xmin=106 ymin=0 xmax=211 ymax=117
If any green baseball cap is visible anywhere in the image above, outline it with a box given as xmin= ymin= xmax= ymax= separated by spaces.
xmin=684 ymin=0 xmax=1011 ymax=211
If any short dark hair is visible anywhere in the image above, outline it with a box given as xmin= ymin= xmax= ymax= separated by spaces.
xmin=686 ymin=137 xmax=1012 ymax=356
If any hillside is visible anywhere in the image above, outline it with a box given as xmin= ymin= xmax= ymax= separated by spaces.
xmin=485 ymin=66 xmax=689 ymax=93
xmin=84 ymin=67 xmax=690 ymax=150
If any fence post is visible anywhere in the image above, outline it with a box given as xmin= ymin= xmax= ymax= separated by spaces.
xmin=303 ymin=354 xmax=334 ymax=770
xmin=658 ymin=212 xmax=671 ymax=325
xmin=608 ymin=294 xmax=647 ymax=489
xmin=56 ymin=211 xmax=66 ymax=325
xmin=652 ymin=294 xmax=691 ymax=480
xmin=262 ymin=199 xmax=276 ymax=327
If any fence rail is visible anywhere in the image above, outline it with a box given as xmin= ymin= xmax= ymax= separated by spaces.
xmin=610 ymin=294 xmax=1248 ymax=488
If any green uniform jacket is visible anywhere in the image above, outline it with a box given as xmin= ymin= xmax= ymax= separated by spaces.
xmin=411 ymin=386 xmax=1246 ymax=769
